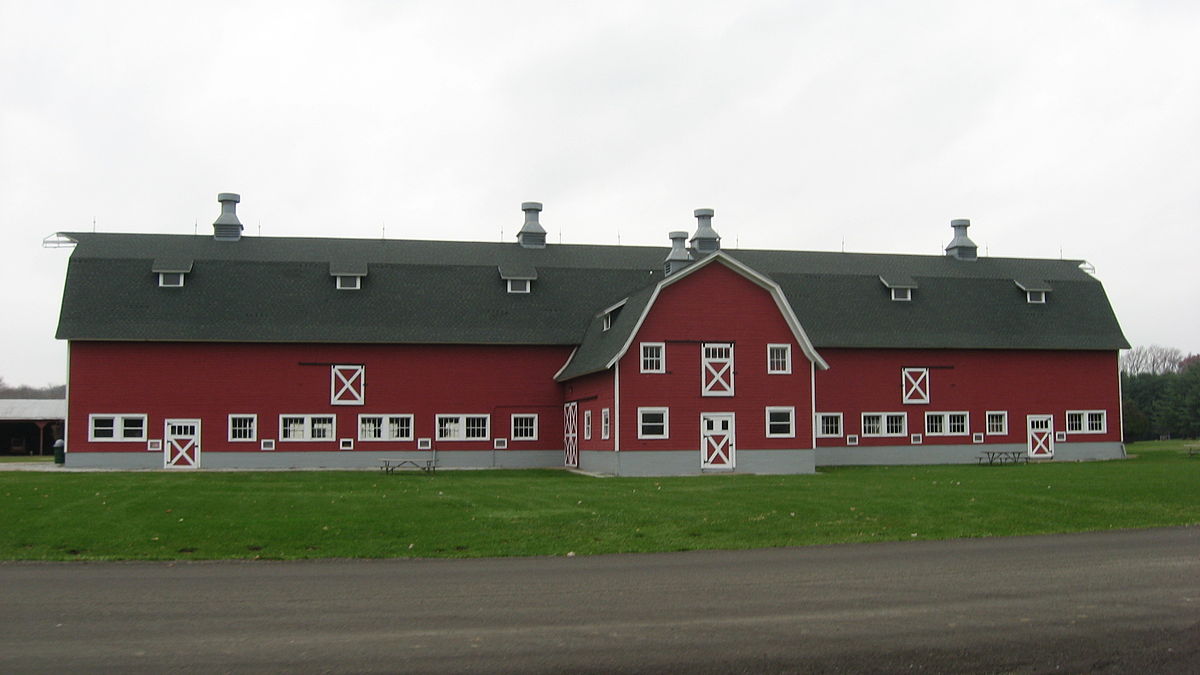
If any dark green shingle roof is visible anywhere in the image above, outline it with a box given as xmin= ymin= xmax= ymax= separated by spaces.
xmin=56 ymin=232 xmax=1128 ymax=356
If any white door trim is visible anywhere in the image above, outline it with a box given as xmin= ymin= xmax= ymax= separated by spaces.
xmin=1026 ymin=414 xmax=1054 ymax=458
xmin=164 ymin=418 xmax=202 ymax=469
xmin=700 ymin=412 xmax=736 ymax=470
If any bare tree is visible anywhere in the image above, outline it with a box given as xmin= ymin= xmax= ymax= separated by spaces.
xmin=1121 ymin=345 xmax=1187 ymax=376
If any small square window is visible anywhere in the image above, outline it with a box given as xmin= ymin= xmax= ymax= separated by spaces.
xmin=494 ymin=438 xmax=509 ymax=449
xmin=336 ymin=275 xmax=361 ymax=290
xmin=847 ymin=434 xmax=859 ymax=446
xmin=260 ymin=439 xmax=276 ymax=451
xmin=417 ymin=438 xmax=432 ymax=450
xmin=507 ymin=279 xmax=530 ymax=294
xmin=816 ymin=413 xmax=842 ymax=438
xmin=891 ymin=287 xmax=911 ymax=302
xmin=767 ymin=344 xmax=791 ymax=374
xmin=972 ymin=432 xmax=985 ymax=444
xmin=638 ymin=407 xmax=669 ymax=439
xmin=640 ymin=343 xmax=666 ymax=373
xmin=1027 ymin=290 xmax=1046 ymax=304
xmin=766 ymin=407 xmax=795 ymax=438
xmin=511 ymin=414 xmax=538 ymax=441
xmin=339 ymin=438 xmax=354 ymax=450
xmin=986 ymin=411 xmax=1008 ymax=435
xmin=229 ymin=414 xmax=257 ymax=442
xmin=158 ymin=272 xmax=185 ymax=288
xmin=910 ymin=433 xmax=923 ymax=444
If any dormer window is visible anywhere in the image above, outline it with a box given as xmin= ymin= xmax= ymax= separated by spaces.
xmin=498 ymin=265 xmax=537 ymax=294
xmin=1015 ymin=279 xmax=1051 ymax=304
xmin=879 ymin=274 xmax=916 ymax=302
xmin=603 ymin=313 xmax=613 ymax=331
xmin=152 ymin=258 xmax=193 ymax=288
xmin=330 ymin=261 xmax=367 ymax=291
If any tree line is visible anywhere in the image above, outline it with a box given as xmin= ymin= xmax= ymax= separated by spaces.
xmin=0 ymin=378 xmax=65 ymax=399
xmin=1121 ymin=345 xmax=1200 ymax=441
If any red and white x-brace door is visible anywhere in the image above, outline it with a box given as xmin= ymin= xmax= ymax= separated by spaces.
xmin=563 ymin=402 xmax=579 ymax=468
xmin=1027 ymin=415 xmax=1054 ymax=459
xmin=700 ymin=413 xmax=735 ymax=470
xmin=702 ymin=343 xmax=734 ymax=397
xmin=164 ymin=419 xmax=201 ymax=469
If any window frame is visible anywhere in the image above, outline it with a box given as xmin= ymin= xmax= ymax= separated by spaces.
xmin=436 ymin=414 xmax=491 ymax=441
xmin=862 ymin=412 xmax=907 ymax=438
xmin=891 ymin=287 xmax=912 ymax=302
xmin=765 ymin=406 xmax=796 ymax=438
xmin=902 ymin=367 xmax=930 ymax=404
xmin=278 ymin=414 xmax=337 ymax=442
xmin=506 ymin=278 xmax=530 ymax=294
xmin=766 ymin=344 xmax=792 ymax=374
xmin=158 ymin=272 xmax=186 ymax=288
xmin=330 ymin=364 xmax=366 ymax=406
xmin=1027 ymin=290 xmax=1046 ymax=304
xmin=583 ymin=410 xmax=592 ymax=440
xmin=357 ymin=414 xmax=414 ymax=442
xmin=228 ymin=414 xmax=258 ymax=442
xmin=510 ymin=414 xmax=538 ymax=441
xmin=88 ymin=414 xmax=148 ymax=442
xmin=925 ymin=411 xmax=970 ymax=436
xmin=640 ymin=342 xmax=666 ymax=373
xmin=701 ymin=342 xmax=735 ymax=397
xmin=1066 ymin=410 xmax=1107 ymax=434
xmin=335 ymin=275 xmax=362 ymax=291
xmin=601 ymin=408 xmax=610 ymax=440
xmin=815 ymin=413 xmax=843 ymax=438
xmin=637 ymin=407 xmax=669 ymax=439
xmin=986 ymin=411 xmax=1008 ymax=435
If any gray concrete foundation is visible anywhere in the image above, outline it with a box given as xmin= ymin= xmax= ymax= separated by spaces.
xmin=65 ymin=450 xmax=564 ymax=470
xmin=579 ymin=449 xmax=816 ymax=476
xmin=815 ymin=442 xmax=1126 ymax=466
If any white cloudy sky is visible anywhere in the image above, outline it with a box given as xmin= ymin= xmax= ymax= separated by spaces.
xmin=2 ymin=0 xmax=1198 ymax=386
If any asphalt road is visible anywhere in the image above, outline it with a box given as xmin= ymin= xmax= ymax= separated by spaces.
xmin=2 ymin=527 xmax=1198 ymax=673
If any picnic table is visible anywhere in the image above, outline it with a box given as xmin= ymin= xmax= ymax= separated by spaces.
xmin=1186 ymin=444 xmax=1200 ymax=458
xmin=977 ymin=449 xmax=1029 ymax=465
xmin=380 ymin=458 xmax=436 ymax=474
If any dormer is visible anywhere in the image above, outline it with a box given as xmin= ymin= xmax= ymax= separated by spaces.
xmin=499 ymin=265 xmax=537 ymax=294
xmin=599 ymin=299 xmax=626 ymax=332
xmin=1014 ymin=278 xmax=1051 ymax=304
xmin=152 ymin=258 xmax=193 ymax=288
xmin=330 ymin=261 xmax=367 ymax=291
xmin=879 ymin=273 xmax=917 ymax=302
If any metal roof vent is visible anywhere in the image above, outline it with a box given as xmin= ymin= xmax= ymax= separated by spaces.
xmin=664 ymin=231 xmax=693 ymax=276
xmin=213 ymin=193 xmax=244 ymax=241
xmin=945 ymin=218 xmax=978 ymax=260
xmin=689 ymin=208 xmax=720 ymax=255
xmin=516 ymin=202 xmax=547 ymax=249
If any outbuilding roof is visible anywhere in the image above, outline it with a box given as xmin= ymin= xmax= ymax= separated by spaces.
xmin=55 ymin=231 xmax=1128 ymax=357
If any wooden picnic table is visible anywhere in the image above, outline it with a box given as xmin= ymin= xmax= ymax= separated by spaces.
xmin=380 ymin=458 xmax=435 ymax=474
xmin=977 ymin=449 xmax=1029 ymax=465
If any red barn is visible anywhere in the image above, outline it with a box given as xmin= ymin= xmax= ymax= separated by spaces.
xmin=54 ymin=195 xmax=1128 ymax=473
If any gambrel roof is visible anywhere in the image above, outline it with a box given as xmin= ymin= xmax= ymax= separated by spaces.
xmin=55 ymin=231 xmax=1128 ymax=357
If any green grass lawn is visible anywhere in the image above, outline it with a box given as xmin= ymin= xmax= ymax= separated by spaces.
xmin=0 ymin=455 xmax=54 ymax=463
xmin=2 ymin=440 xmax=1197 ymax=561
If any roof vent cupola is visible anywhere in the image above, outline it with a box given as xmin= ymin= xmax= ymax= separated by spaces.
xmin=516 ymin=201 xmax=547 ymax=249
xmin=213 ymin=193 xmax=244 ymax=241
xmin=945 ymin=218 xmax=978 ymax=260
xmin=689 ymin=208 xmax=720 ymax=255
xmin=664 ymin=231 xmax=694 ymax=276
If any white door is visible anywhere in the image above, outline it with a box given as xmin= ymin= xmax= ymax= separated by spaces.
xmin=701 ymin=412 xmax=735 ymax=469
xmin=563 ymin=402 xmax=579 ymax=468
xmin=701 ymin=343 xmax=735 ymax=396
xmin=1027 ymin=415 xmax=1054 ymax=459
xmin=164 ymin=419 xmax=201 ymax=469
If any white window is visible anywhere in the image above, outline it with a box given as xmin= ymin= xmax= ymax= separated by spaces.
xmin=601 ymin=408 xmax=610 ymax=440
xmin=279 ymin=415 xmax=336 ymax=442
xmin=1027 ymin=290 xmax=1046 ymax=304
xmin=228 ymin=414 xmax=257 ymax=442
xmin=602 ymin=313 xmax=613 ymax=331
xmin=638 ymin=407 xmax=669 ymax=439
xmin=910 ymin=434 xmax=923 ymax=444
xmin=1066 ymin=410 xmax=1106 ymax=434
xmin=336 ymin=275 xmax=361 ymax=290
xmin=891 ymin=287 xmax=912 ymax=302
xmin=816 ymin=413 xmax=843 ymax=438
xmin=862 ymin=412 xmax=907 ymax=437
xmin=260 ymin=439 xmax=276 ymax=451
xmin=640 ymin=343 xmax=666 ymax=373
xmin=925 ymin=412 xmax=969 ymax=436
xmin=767 ymin=344 xmax=792 ymax=374
xmin=88 ymin=414 xmax=147 ymax=442
xmin=358 ymin=414 xmax=414 ymax=441
xmin=436 ymin=414 xmax=490 ymax=441
xmin=158 ymin=272 xmax=185 ymax=288
xmin=583 ymin=410 xmax=592 ymax=440
xmin=511 ymin=414 xmax=538 ymax=441
xmin=986 ymin=411 xmax=1008 ymax=435
xmin=701 ymin=343 xmax=734 ymax=397
xmin=339 ymin=438 xmax=354 ymax=450
xmin=331 ymin=365 xmax=365 ymax=406
xmin=902 ymin=367 xmax=929 ymax=404
xmin=507 ymin=279 xmax=530 ymax=294
xmin=765 ymin=407 xmax=795 ymax=438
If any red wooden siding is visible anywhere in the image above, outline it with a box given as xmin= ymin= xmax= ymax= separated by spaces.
xmin=814 ymin=348 xmax=1122 ymax=446
xmin=67 ymin=342 xmax=572 ymax=453
xmin=563 ymin=368 xmax=616 ymax=452
xmin=615 ymin=262 xmax=815 ymax=452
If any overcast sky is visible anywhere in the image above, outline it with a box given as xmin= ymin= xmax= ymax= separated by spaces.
xmin=2 ymin=1 xmax=1197 ymax=386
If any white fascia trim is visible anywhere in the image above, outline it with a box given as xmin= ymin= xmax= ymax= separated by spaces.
xmin=552 ymin=346 xmax=579 ymax=380
xmin=604 ymin=251 xmax=828 ymax=370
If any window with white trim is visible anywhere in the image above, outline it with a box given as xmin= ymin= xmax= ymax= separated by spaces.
xmin=767 ymin=344 xmax=792 ymax=374
xmin=228 ymin=414 xmax=257 ymax=442
xmin=1066 ymin=410 xmax=1106 ymax=434
xmin=358 ymin=414 xmax=413 ymax=441
xmin=331 ymin=365 xmax=365 ymax=405
xmin=279 ymin=415 xmax=336 ymax=441
xmin=638 ymin=407 xmax=669 ymax=439
xmin=88 ymin=414 xmax=147 ymax=442
xmin=765 ymin=406 xmax=795 ymax=438
xmin=891 ymin=287 xmax=911 ymax=302
xmin=601 ymin=408 xmax=610 ymax=440
xmin=1027 ymin=290 xmax=1046 ymax=304
xmin=640 ymin=343 xmax=665 ymax=373
xmin=902 ymin=368 xmax=929 ymax=404
xmin=511 ymin=414 xmax=538 ymax=441
xmin=986 ymin=411 xmax=1008 ymax=435
xmin=158 ymin=272 xmax=185 ymax=288
xmin=583 ymin=410 xmax=592 ymax=440
xmin=925 ymin=412 xmax=969 ymax=436
xmin=437 ymin=414 xmax=490 ymax=441
xmin=816 ymin=413 xmax=843 ymax=438
xmin=507 ymin=279 xmax=530 ymax=294
xmin=862 ymin=412 xmax=907 ymax=437
xmin=701 ymin=343 xmax=734 ymax=396
xmin=602 ymin=313 xmax=613 ymax=331
xmin=336 ymin=275 xmax=361 ymax=290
